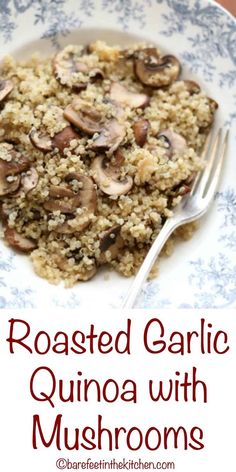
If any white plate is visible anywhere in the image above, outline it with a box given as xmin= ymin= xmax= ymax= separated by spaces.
xmin=0 ymin=0 xmax=235 ymax=309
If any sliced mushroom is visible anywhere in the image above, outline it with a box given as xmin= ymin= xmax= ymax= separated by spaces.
xmin=89 ymin=68 xmax=104 ymax=82
xmin=156 ymin=129 xmax=187 ymax=158
xmin=29 ymin=129 xmax=53 ymax=152
xmin=91 ymin=155 xmax=133 ymax=196
xmin=65 ymin=100 xmax=125 ymax=151
xmin=53 ymin=46 xmax=104 ymax=91
xmin=113 ymin=148 xmax=125 ymax=167
xmin=183 ymin=80 xmax=201 ymax=94
xmin=44 ymin=186 xmax=79 ymax=213
xmin=102 ymin=96 xmax=125 ymax=119
xmin=109 ymin=82 xmax=149 ymax=109
xmin=64 ymin=100 xmax=103 ymax=135
xmin=53 ymin=47 xmax=89 ymax=90
xmin=52 ymin=126 xmax=80 ymax=152
xmin=45 ymin=172 xmax=97 ymax=216
xmin=0 ymin=203 xmax=10 ymax=223
xmin=208 ymin=98 xmax=218 ymax=113
xmin=99 ymin=225 xmax=124 ymax=263
xmin=16 ymin=167 xmax=39 ymax=195
xmin=133 ymin=119 xmax=149 ymax=146
xmin=0 ymin=80 xmax=13 ymax=102
xmin=45 ymin=200 xmax=79 ymax=214
xmin=29 ymin=126 xmax=79 ymax=153
xmin=0 ymin=169 xmax=20 ymax=196
xmin=134 ymin=48 xmax=181 ymax=88
xmin=198 ymin=98 xmax=218 ymax=129
xmin=4 ymin=226 xmax=37 ymax=252
xmin=0 ymin=145 xmax=30 ymax=196
xmin=65 ymin=173 xmax=97 ymax=214
xmin=29 ymin=105 xmax=73 ymax=152
xmin=48 ymin=186 xmax=75 ymax=199
xmin=44 ymin=174 xmax=97 ymax=233
xmin=91 ymin=119 xmax=125 ymax=154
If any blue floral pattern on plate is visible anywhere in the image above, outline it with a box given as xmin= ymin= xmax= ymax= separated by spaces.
xmin=0 ymin=0 xmax=235 ymax=308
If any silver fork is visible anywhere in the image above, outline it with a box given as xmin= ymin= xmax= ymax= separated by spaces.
xmin=122 ymin=128 xmax=229 ymax=308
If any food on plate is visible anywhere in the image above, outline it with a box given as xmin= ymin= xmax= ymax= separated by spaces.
xmin=0 ymin=41 xmax=218 ymax=286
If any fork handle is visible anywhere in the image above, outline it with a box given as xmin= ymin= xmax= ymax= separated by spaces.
xmin=122 ymin=217 xmax=180 ymax=308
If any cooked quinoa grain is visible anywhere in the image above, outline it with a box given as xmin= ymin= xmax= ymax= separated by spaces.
xmin=0 ymin=41 xmax=217 ymax=286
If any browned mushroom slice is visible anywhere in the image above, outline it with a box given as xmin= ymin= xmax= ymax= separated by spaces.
xmin=91 ymin=155 xmax=133 ymax=196
xmin=0 ymin=203 xmax=10 ymax=222
xmin=19 ymin=167 xmax=39 ymax=194
xmin=0 ymin=79 xmax=13 ymax=102
xmin=48 ymin=186 xmax=75 ymax=199
xmin=29 ymin=125 xmax=79 ymax=153
xmin=0 ymin=145 xmax=30 ymax=196
xmin=52 ymin=126 xmax=80 ymax=152
xmin=44 ymin=174 xmax=96 ymax=215
xmin=0 ymin=167 xmax=21 ymax=196
xmin=53 ymin=46 xmax=104 ymax=91
xmin=0 ymin=145 xmax=30 ymax=173
xmin=43 ymin=186 xmax=79 ymax=213
xmin=64 ymin=100 xmax=103 ymax=135
xmin=134 ymin=48 xmax=181 ymax=88
xmin=29 ymin=129 xmax=53 ymax=152
xmin=133 ymin=119 xmax=149 ymax=146
xmin=183 ymin=80 xmax=201 ymax=94
xmin=53 ymin=48 xmax=89 ymax=90
xmin=65 ymin=173 xmax=97 ymax=214
xmin=44 ymin=174 xmax=97 ymax=233
xmin=113 ymin=148 xmax=125 ymax=167
xmin=89 ymin=68 xmax=104 ymax=81
xmin=208 ymin=98 xmax=218 ymax=112
xmin=99 ymin=225 xmax=124 ymax=263
xmin=156 ymin=129 xmax=187 ymax=158
xmin=91 ymin=119 xmax=125 ymax=153
xmin=109 ymin=82 xmax=149 ymax=109
xmin=205 ymin=98 xmax=219 ymax=126
xmin=4 ymin=226 xmax=37 ymax=253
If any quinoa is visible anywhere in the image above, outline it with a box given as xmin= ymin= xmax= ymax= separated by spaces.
xmin=0 ymin=41 xmax=218 ymax=286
